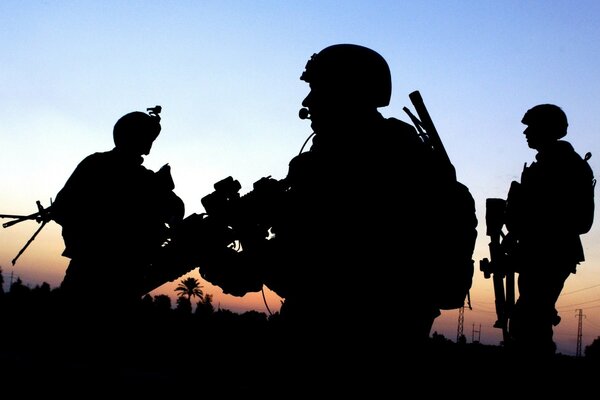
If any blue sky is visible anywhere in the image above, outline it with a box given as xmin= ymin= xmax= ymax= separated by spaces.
xmin=1 ymin=1 xmax=600 ymax=355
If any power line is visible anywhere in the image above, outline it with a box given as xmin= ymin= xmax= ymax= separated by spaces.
xmin=557 ymin=297 xmax=600 ymax=309
xmin=559 ymin=303 xmax=600 ymax=312
xmin=584 ymin=318 xmax=600 ymax=330
xmin=561 ymin=283 xmax=600 ymax=296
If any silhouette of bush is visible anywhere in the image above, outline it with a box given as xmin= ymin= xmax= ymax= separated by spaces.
xmin=585 ymin=336 xmax=600 ymax=360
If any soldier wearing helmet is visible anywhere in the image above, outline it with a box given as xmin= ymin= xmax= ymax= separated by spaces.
xmin=505 ymin=103 xmax=595 ymax=357
xmin=200 ymin=44 xmax=443 ymax=362
xmin=51 ymin=106 xmax=184 ymax=318
xmin=521 ymin=104 xmax=568 ymax=139
xmin=300 ymin=44 xmax=391 ymax=107
xmin=113 ymin=109 xmax=162 ymax=155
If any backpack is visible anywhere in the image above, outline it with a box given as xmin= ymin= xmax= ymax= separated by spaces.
xmin=403 ymin=91 xmax=477 ymax=310
xmin=574 ymin=152 xmax=595 ymax=235
xmin=429 ymin=178 xmax=478 ymax=310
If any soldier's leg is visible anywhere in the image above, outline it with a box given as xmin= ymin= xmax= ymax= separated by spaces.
xmin=510 ymin=265 xmax=572 ymax=356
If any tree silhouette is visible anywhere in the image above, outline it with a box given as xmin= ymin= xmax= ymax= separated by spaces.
xmin=175 ymin=276 xmax=204 ymax=302
xmin=175 ymin=295 xmax=193 ymax=314
xmin=195 ymin=293 xmax=214 ymax=317
xmin=9 ymin=277 xmax=30 ymax=299
xmin=585 ymin=336 xmax=600 ymax=360
xmin=153 ymin=294 xmax=172 ymax=312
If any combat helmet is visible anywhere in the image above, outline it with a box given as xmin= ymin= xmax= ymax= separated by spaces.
xmin=522 ymin=104 xmax=568 ymax=139
xmin=113 ymin=106 xmax=162 ymax=150
xmin=300 ymin=44 xmax=392 ymax=108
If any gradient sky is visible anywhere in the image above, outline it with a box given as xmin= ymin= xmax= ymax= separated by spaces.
xmin=1 ymin=1 xmax=599 ymax=356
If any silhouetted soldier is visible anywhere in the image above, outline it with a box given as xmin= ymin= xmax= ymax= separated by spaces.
xmin=505 ymin=104 xmax=595 ymax=357
xmin=51 ymin=107 xmax=185 ymax=319
xmin=198 ymin=44 xmax=456 ymax=364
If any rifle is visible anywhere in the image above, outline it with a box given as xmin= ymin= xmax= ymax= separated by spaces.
xmin=1 ymin=200 xmax=53 ymax=265
xmin=403 ymin=90 xmax=456 ymax=181
xmin=0 ymin=196 xmax=191 ymax=295
xmin=479 ymin=198 xmax=515 ymax=345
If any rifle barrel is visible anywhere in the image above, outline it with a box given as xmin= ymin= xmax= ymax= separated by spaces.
xmin=408 ymin=90 xmax=451 ymax=167
xmin=0 ymin=214 xmax=32 ymax=219
xmin=2 ymin=212 xmax=41 ymax=228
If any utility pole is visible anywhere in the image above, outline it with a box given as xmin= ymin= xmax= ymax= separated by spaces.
xmin=472 ymin=323 xmax=481 ymax=343
xmin=575 ymin=309 xmax=585 ymax=357
xmin=457 ymin=305 xmax=465 ymax=343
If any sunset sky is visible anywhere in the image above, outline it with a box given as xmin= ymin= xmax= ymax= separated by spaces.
xmin=1 ymin=1 xmax=600 ymax=355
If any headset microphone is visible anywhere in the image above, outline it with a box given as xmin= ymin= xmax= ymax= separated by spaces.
xmin=298 ymin=108 xmax=310 ymax=120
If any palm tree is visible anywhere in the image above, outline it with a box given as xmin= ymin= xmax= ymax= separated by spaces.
xmin=175 ymin=276 xmax=204 ymax=302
